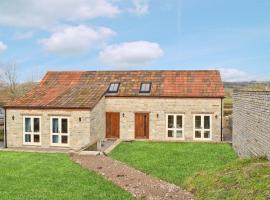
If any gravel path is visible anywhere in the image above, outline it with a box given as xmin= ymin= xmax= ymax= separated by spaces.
xmin=72 ymin=155 xmax=194 ymax=200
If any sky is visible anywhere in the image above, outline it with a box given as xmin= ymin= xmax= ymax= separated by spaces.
xmin=0 ymin=0 xmax=270 ymax=82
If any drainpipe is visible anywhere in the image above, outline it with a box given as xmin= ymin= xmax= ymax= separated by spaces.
xmin=4 ymin=107 xmax=7 ymax=148
xmin=220 ymin=98 xmax=223 ymax=142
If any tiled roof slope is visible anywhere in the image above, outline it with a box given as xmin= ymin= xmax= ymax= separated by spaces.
xmin=6 ymin=70 xmax=224 ymax=109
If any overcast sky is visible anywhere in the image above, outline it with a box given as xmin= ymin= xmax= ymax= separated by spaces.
xmin=0 ymin=0 xmax=270 ymax=82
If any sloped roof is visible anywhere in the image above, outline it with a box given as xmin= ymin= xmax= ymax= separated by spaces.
xmin=5 ymin=70 xmax=224 ymax=109
xmin=0 ymin=96 xmax=11 ymax=107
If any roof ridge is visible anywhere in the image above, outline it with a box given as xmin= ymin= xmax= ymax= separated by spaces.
xmin=46 ymin=70 xmax=220 ymax=73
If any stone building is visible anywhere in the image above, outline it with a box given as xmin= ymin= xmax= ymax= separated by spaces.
xmin=233 ymin=90 xmax=270 ymax=160
xmin=4 ymin=70 xmax=224 ymax=151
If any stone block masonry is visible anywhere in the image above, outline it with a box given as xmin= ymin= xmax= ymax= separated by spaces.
xmin=106 ymin=97 xmax=223 ymax=142
xmin=233 ymin=90 xmax=270 ymax=160
xmin=6 ymin=109 xmax=92 ymax=151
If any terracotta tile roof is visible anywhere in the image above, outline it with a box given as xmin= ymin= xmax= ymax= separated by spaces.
xmin=5 ymin=70 xmax=224 ymax=109
xmin=0 ymin=96 xmax=11 ymax=106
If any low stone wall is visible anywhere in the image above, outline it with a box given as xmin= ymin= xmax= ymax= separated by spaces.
xmin=233 ymin=90 xmax=270 ymax=160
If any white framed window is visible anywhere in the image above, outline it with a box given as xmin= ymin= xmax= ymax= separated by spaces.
xmin=50 ymin=117 xmax=69 ymax=146
xmin=23 ymin=116 xmax=41 ymax=145
xmin=166 ymin=114 xmax=184 ymax=139
xmin=193 ymin=114 xmax=212 ymax=140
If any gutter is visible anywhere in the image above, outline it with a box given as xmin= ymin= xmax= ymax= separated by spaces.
xmin=4 ymin=107 xmax=7 ymax=148
xmin=220 ymin=98 xmax=223 ymax=142
xmin=4 ymin=106 xmax=92 ymax=110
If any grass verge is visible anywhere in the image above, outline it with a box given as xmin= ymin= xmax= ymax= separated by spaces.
xmin=184 ymin=158 xmax=270 ymax=199
xmin=0 ymin=152 xmax=133 ymax=200
xmin=110 ymin=141 xmax=270 ymax=199
xmin=110 ymin=141 xmax=237 ymax=185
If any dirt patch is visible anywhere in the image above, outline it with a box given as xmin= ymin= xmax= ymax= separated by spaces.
xmin=72 ymin=155 xmax=194 ymax=200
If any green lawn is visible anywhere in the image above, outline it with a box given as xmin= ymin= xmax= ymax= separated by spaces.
xmin=110 ymin=142 xmax=270 ymax=199
xmin=185 ymin=158 xmax=270 ymax=199
xmin=110 ymin=141 xmax=237 ymax=185
xmin=0 ymin=152 xmax=133 ymax=200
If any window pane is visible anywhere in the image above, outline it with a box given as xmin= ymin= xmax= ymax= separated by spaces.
xmin=34 ymin=135 xmax=40 ymax=143
xmin=61 ymin=118 xmax=68 ymax=133
xmin=168 ymin=115 xmax=174 ymax=128
xmin=52 ymin=135 xmax=59 ymax=143
xmin=195 ymin=116 xmax=201 ymax=129
xmin=61 ymin=136 xmax=68 ymax=144
xmin=34 ymin=118 xmax=40 ymax=132
xmin=168 ymin=130 xmax=173 ymax=137
xmin=140 ymin=83 xmax=151 ymax=92
xmin=143 ymin=84 xmax=150 ymax=91
xmin=176 ymin=130 xmax=183 ymax=138
xmin=141 ymin=84 xmax=146 ymax=91
xmin=25 ymin=118 xmax=31 ymax=132
xmin=25 ymin=134 xmax=31 ymax=142
xmin=176 ymin=115 xmax=182 ymax=128
xmin=108 ymin=83 xmax=119 ymax=92
xmin=52 ymin=118 xmax=59 ymax=133
xmin=204 ymin=131 xmax=210 ymax=139
xmin=195 ymin=131 xmax=201 ymax=138
xmin=204 ymin=116 xmax=210 ymax=129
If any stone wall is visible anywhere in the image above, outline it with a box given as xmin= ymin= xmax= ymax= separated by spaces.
xmin=90 ymin=97 xmax=106 ymax=144
xmin=105 ymin=97 xmax=223 ymax=141
xmin=233 ymin=91 xmax=270 ymax=160
xmin=6 ymin=97 xmax=224 ymax=150
xmin=6 ymin=109 xmax=91 ymax=150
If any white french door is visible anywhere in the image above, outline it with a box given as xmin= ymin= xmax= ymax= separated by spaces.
xmin=166 ymin=114 xmax=184 ymax=139
xmin=50 ymin=117 xmax=69 ymax=146
xmin=193 ymin=114 xmax=212 ymax=140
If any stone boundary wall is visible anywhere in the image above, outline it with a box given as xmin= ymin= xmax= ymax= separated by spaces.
xmin=233 ymin=90 xmax=270 ymax=160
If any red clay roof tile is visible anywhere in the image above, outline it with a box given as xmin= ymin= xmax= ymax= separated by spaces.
xmin=6 ymin=70 xmax=224 ymax=109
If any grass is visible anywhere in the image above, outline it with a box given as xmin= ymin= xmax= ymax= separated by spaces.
xmin=184 ymin=158 xmax=270 ymax=199
xmin=0 ymin=152 xmax=133 ymax=200
xmin=110 ymin=142 xmax=270 ymax=199
xmin=110 ymin=141 xmax=237 ymax=185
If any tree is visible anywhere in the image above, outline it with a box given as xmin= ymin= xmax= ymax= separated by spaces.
xmin=0 ymin=63 xmax=17 ymax=98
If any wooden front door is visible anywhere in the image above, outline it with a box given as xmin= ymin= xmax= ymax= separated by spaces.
xmin=135 ymin=113 xmax=149 ymax=139
xmin=106 ymin=112 xmax=120 ymax=138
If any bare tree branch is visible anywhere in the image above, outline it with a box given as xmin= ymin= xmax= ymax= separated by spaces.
xmin=0 ymin=63 xmax=17 ymax=98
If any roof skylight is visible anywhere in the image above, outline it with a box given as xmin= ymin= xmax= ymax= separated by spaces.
xmin=140 ymin=83 xmax=151 ymax=93
xmin=108 ymin=83 xmax=120 ymax=93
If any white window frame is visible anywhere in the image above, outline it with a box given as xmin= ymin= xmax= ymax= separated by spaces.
xmin=166 ymin=114 xmax=185 ymax=140
xmin=50 ymin=117 xmax=70 ymax=147
xmin=23 ymin=116 xmax=41 ymax=145
xmin=193 ymin=114 xmax=212 ymax=140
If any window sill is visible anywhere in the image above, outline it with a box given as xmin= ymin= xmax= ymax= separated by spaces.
xmin=23 ymin=143 xmax=41 ymax=146
xmin=193 ymin=138 xmax=212 ymax=141
xmin=166 ymin=137 xmax=185 ymax=140
xmin=50 ymin=144 xmax=70 ymax=147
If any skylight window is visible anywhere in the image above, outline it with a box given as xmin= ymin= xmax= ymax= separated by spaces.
xmin=140 ymin=83 xmax=151 ymax=93
xmin=108 ymin=83 xmax=120 ymax=93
